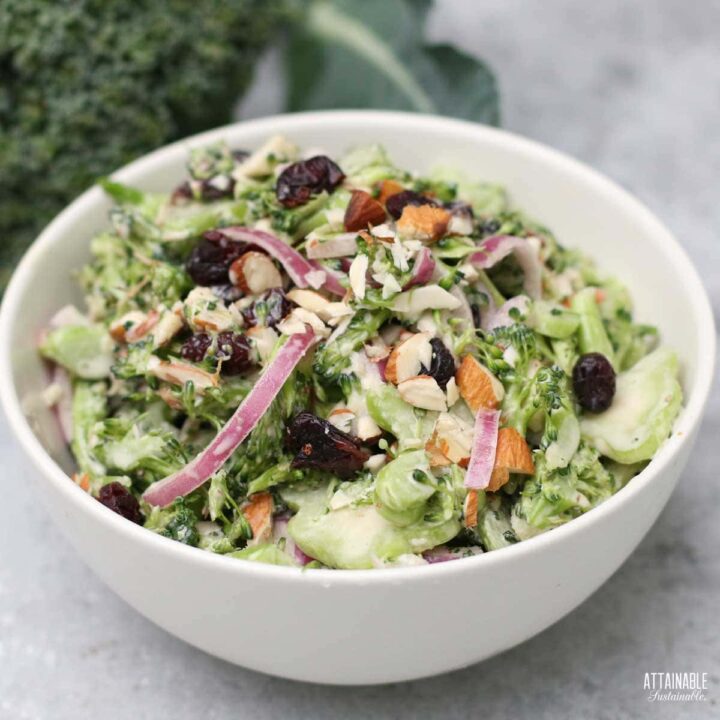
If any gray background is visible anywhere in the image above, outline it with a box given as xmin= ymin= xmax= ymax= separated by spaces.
xmin=1 ymin=1 xmax=718 ymax=718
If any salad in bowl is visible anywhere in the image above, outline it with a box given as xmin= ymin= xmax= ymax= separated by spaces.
xmin=39 ymin=136 xmax=683 ymax=570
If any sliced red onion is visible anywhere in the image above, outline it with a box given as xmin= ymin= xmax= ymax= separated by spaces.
xmin=374 ymin=356 xmax=389 ymax=382
xmin=144 ymin=326 xmax=316 ymax=507
xmin=403 ymin=247 xmax=436 ymax=289
xmin=464 ymin=408 xmax=500 ymax=489
xmin=51 ymin=364 xmax=74 ymax=443
xmin=468 ymin=235 xmax=542 ymax=299
xmin=273 ymin=513 xmax=314 ymax=566
xmin=307 ymin=259 xmax=346 ymax=297
xmin=220 ymin=227 xmax=342 ymax=296
xmin=423 ymin=546 xmax=483 ymax=563
xmin=482 ymin=295 xmax=531 ymax=333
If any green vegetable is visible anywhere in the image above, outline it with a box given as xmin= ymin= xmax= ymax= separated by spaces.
xmin=473 ymin=495 xmax=518 ymax=551
xmin=515 ymin=444 xmax=614 ymax=531
xmin=571 ymin=288 xmax=615 ymax=367
xmin=40 ymin=325 xmax=114 ymax=379
xmin=527 ymin=300 xmax=580 ymax=339
xmin=580 ymin=347 xmax=682 ymax=464
xmin=429 ymin=167 xmax=508 ymax=216
xmin=145 ymin=499 xmax=200 ymax=546
xmin=0 ymin=0 xmax=289 ymax=283
xmin=230 ymin=544 xmax=297 ymax=566
xmin=70 ymin=381 xmax=108 ymax=486
xmin=375 ymin=450 xmax=436 ymax=527
xmin=366 ymin=384 xmax=434 ymax=451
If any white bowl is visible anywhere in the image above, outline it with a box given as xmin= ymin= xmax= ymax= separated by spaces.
xmin=0 ymin=111 xmax=714 ymax=685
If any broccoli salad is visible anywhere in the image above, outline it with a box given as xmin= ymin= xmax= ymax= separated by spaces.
xmin=39 ymin=136 xmax=683 ymax=569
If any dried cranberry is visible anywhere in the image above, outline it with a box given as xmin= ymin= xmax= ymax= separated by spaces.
xmin=385 ymin=190 xmax=438 ymax=219
xmin=422 ymin=338 xmax=456 ymax=390
xmin=276 ymin=156 xmax=345 ymax=208
xmin=242 ymin=288 xmax=293 ymax=329
xmin=232 ymin=149 xmax=249 ymax=163
xmin=181 ymin=333 xmax=212 ymax=362
xmin=171 ymin=182 xmax=193 ymax=204
xmin=572 ymin=353 xmax=616 ymax=413
xmin=186 ymin=230 xmax=247 ymax=286
xmin=286 ymin=412 xmax=369 ymax=477
xmin=97 ymin=482 xmax=143 ymax=524
xmin=216 ymin=332 xmax=253 ymax=375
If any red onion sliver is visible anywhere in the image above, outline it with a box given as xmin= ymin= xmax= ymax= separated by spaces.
xmin=220 ymin=227 xmax=343 ymax=297
xmin=482 ymin=295 xmax=531 ymax=333
xmin=403 ymin=247 xmax=436 ymax=289
xmin=468 ymin=235 xmax=542 ymax=299
xmin=144 ymin=326 xmax=316 ymax=507
xmin=464 ymin=408 xmax=501 ymax=489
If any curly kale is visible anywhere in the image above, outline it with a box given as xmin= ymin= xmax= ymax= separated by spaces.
xmin=0 ymin=0 xmax=289 ymax=284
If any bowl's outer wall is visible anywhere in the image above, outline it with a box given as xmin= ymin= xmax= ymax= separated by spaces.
xmin=2 ymin=113 xmax=714 ymax=684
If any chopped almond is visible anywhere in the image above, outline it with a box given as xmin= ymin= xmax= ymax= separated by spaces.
xmin=456 ymin=355 xmax=505 ymax=413
xmin=433 ymin=412 xmax=473 ymax=466
xmin=425 ymin=439 xmax=451 ymax=468
xmin=242 ymin=492 xmax=274 ymax=545
xmin=463 ymin=490 xmax=479 ymax=528
xmin=109 ymin=311 xmax=149 ymax=343
xmin=396 ymin=205 xmax=451 ymax=243
xmin=377 ymin=180 xmax=405 ymax=206
xmin=229 ymin=251 xmax=283 ymax=295
xmin=147 ymin=356 xmax=218 ymax=392
xmin=488 ymin=427 xmax=534 ymax=492
xmin=385 ymin=332 xmax=433 ymax=385
xmin=397 ymin=375 xmax=447 ymax=412
xmin=344 ymin=189 xmax=387 ymax=231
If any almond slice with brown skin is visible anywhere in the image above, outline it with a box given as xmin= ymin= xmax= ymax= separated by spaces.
xmin=425 ymin=439 xmax=451 ymax=468
xmin=229 ymin=251 xmax=283 ymax=295
xmin=397 ymin=205 xmax=451 ymax=243
xmin=242 ymin=492 xmax=274 ymax=545
xmin=456 ymin=355 xmax=505 ymax=413
xmin=377 ymin=179 xmax=405 ymax=206
xmin=463 ymin=490 xmax=479 ymax=528
xmin=344 ymin=189 xmax=387 ymax=231
xmin=385 ymin=332 xmax=433 ymax=385
xmin=488 ymin=427 xmax=535 ymax=492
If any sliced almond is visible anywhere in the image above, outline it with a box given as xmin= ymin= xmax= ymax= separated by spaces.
xmin=328 ymin=408 xmax=355 ymax=434
xmin=277 ymin=307 xmax=328 ymax=337
xmin=488 ymin=427 xmax=535 ymax=492
xmin=356 ymin=414 xmax=382 ymax=442
xmin=425 ymin=439 xmax=451 ymax=468
xmin=152 ymin=310 xmax=184 ymax=347
xmin=344 ymin=189 xmax=387 ymax=231
xmin=396 ymin=205 xmax=451 ymax=243
xmin=229 ymin=251 xmax=283 ymax=295
xmin=348 ymin=254 xmax=369 ymax=299
xmin=287 ymin=288 xmax=331 ymax=315
xmin=391 ymin=285 xmax=462 ymax=315
xmin=147 ymin=356 xmax=219 ymax=392
xmin=433 ymin=412 xmax=473 ymax=466
xmin=242 ymin=492 xmax=274 ymax=545
xmin=385 ymin=332 xmax=433 ymax=385
xmin=456 ymin=355 xmax=505 ymax=413
xmin=306 ymin=233 xmax=358 ymax=259
xmin=377 ymin=180 xmax=405 ymax=206
xmin=397 ymin=375 xmax=448 ymax=412
xmin=463 ymin=490 xmax=479 ymax=528
xmin=183 ymin=287 xmax=234 ymax=333
xmin=109 ymin=311 xmax=149 ymax=343
xmin=445 ymin=377 xmax=459 ymax=407
xmin=157 ymin=385 xmax=184 ymax=411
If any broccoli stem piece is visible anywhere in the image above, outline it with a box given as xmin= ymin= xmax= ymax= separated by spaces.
xmin=71 ymin=381 xmax=109 ymax=486
xmin=571 ymin=288 xmax=615 ymax=366
xmin=313 ymin=309 xmax=390 ymax=387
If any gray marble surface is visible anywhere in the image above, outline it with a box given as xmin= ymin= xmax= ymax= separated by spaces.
xmin=1 ymin=1 xmax=719 ymax=718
